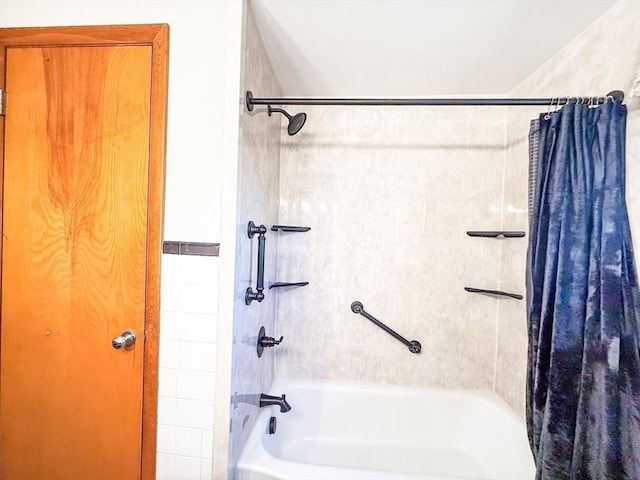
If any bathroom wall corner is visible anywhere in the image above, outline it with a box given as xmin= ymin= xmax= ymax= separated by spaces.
xmin=212 ymin=1 xmax=246 ymax=479
xmin=219 ymin=2 xmax=284 ymax=478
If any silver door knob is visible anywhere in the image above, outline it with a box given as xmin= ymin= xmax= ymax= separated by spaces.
xmin=112 ymin=330 xmax=137 ymax=349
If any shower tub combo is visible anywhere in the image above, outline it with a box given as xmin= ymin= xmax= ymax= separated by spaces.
xmin=237 ymin=378 xmax=535 ymax=480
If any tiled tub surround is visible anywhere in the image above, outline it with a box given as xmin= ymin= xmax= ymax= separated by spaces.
xmin=495 ymin=0 xmax=640 ymax=416
xmin=221 ymin=5 xmax=284 ymax=479
xmin=276 ymin=105 xmax=510 ymax=390
xmin=273 ymin=0 xmax=640 ymax=416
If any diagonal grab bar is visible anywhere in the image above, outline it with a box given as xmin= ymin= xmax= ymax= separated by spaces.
xmin=350 ymin=301 xmax=421 ymax=354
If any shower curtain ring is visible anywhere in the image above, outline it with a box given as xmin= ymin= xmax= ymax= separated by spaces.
xmin=544 ymin=97 xmax=554 ymax=120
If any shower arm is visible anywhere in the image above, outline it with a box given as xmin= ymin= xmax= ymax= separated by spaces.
xmin=350 ymin=301 xmax=421 ymax=354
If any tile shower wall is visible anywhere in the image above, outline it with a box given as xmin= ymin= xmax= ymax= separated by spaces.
xmin=496 ymin=0 xmax=640 ymax=416
xmin=276 ymin=106 xmax=508 ymax=389
xmin=223 ymin=5 xmax=283 ymax=479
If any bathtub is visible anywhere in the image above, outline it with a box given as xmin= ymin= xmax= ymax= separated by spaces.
xmin=236 ymin=379 xmax=535 ymax=480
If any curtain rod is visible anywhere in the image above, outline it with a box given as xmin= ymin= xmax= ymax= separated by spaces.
xmin=245 ymin=90 xmax=624 ymax=110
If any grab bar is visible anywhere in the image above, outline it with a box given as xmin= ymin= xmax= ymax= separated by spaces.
xmin=269 ymin=282 xmax=309 ymax=289
xmin=245 ymin=221 xmax=267 ymax=305
xmin=464 ymin=287 xmax=523 ymax=300
xmin=466 ymin=231 xmax=525 ymax=238
xmin=350 ymin=301 xmax=421 ymax=354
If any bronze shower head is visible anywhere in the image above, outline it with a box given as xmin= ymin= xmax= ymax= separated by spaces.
xmin=267 ymin=105 xmax=306 ymax=136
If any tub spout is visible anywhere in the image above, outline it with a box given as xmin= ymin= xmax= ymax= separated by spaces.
xmin=260 ymin=393 xmax=291 ymax=413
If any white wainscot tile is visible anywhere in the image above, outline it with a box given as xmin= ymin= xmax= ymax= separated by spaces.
xmin=156 ymin=425 xmax=175 ymax=454
xmin=175 ymin=399 xmax=215 ymax=429
xmin=155 ymin=453 xmax=174 ymax=480
xmin=200 ymin=460 xmax=213 ymax=480
xmin=201 ymin=430 xmax=213 ymax=460
xmin=157 ymin=396 xmax=177 ymax=426
xmin=160 ymin=281 xmax=182 ymax=312
xmin=159 ymin=340 xmax=180 ymax=369
xmin=159 ymin=368 xmax=178 ymax=397
xmin=177 ymin=313 xmax=218 ymax=343
xmin=176 ymin=370 xmax=216 ymax=401
xmin=181 ymin=256 xmax=220 ymax=285
xmin=177 ymin=342 xmax=216 ymax=372
xmin=161 ymin=254 xmax=184 ymax=283
xmin=179 ymin=284 xmax=219 ymax=315
xmin=173 ymin=455 xmax=201 ymax=480
xmin=160 ymin=311 xmax=182 ymax=341
xmin=174 ymin=427 xmax=204 ymax=458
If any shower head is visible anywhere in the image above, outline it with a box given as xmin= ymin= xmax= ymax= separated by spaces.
xmin=268 ymin=105 xmax=306 ymax=136
xmin=287 ymin=112 xmax=307 ymax=136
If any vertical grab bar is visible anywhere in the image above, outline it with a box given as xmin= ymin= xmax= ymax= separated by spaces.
xmin=245 ymin=221 xmax=267 ymax=305
xmin=351 ymin=301 xmax=421 ymax=354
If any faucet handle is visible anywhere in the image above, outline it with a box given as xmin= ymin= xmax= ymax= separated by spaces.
xmin=260 ymin=336 xmax=283 ymax=347
xmin=257 ymin=326 xmax=284 ymax=358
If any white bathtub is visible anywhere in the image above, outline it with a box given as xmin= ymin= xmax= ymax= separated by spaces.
xmin=236 ymin=379 xmax=535 ymax=480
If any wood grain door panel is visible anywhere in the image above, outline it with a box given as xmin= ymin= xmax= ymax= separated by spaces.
xmin=0 ymin=25 xmax=168 ymax=480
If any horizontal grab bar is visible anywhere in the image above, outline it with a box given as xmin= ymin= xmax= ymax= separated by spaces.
xmin=350 ymin=301 xmax=421 ymax=354
xmin=464 ymin=287 xmax=523 ymax=300
xmin=466 ymin=231 xmax=525 ymax=238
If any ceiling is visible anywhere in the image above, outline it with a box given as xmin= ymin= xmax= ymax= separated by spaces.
xmin=249 ymin=0 xmax=619 ymax=96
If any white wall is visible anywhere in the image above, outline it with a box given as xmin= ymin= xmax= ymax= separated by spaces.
xmin=0 ymin=0 xmax=229 ymax=242
xmin=0 ymin=1 xmax=240 ymax=478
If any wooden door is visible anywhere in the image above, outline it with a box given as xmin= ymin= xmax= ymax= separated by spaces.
xmin=0 ymin=25 xmax=168 ymax=480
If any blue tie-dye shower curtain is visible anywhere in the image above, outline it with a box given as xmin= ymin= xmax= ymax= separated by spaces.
xmin=527 ymin=100 xmax=640 ymax=480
